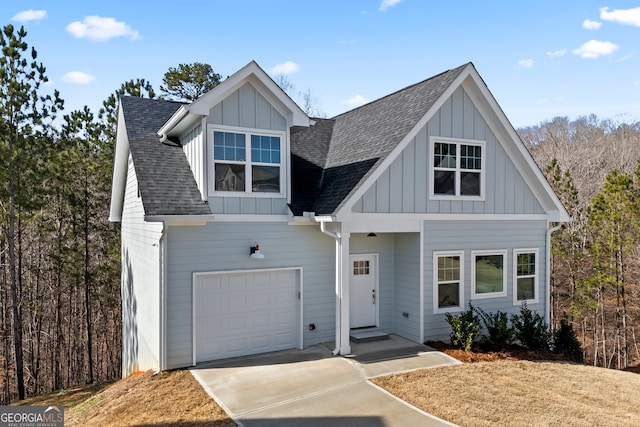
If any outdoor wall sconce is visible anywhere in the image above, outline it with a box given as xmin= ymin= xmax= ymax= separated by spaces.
xmin=250 ymin=242 xmax=265 ymax=259
xmin=367 ymin=232 xmax=377 ymax=237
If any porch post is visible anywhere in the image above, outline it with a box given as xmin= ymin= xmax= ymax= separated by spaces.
xmin=339 ymin=231 xmax=351 ymax=355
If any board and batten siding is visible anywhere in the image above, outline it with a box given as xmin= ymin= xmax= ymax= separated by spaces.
xmin=206 ymin=82 xmax=288 ymax=215
xmin=422 ymin=220 xmax=547 ymax=341
xmin=352 ymin=86 xmax=545 ymax=216
xmin=120 ymin=154 xmax=164 ymax=376
xmin=165 ymin=222 xmax=335 ymax=369
xmin=181 ymin=124 xmax=205 ymax=199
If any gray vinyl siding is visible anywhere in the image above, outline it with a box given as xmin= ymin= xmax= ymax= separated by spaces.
xmin=353 ymin=86 xmax=545 ymax=215
xmin=422 ymin=220 xmax=547 ymax=342
xmin=392 ymin=233 xmax=421 ymax=342
xmin=349 ymin=233 xmax=394 ymax=332
xmin=165 ymin=222 xmax=335 ymax=369
xmin=206 ymin=82 xmax=288 ymax=215
xmin=120 ymin=154 xmax=163 ymax=376
xmin=182 ymin=124 xmax=205 ymax=199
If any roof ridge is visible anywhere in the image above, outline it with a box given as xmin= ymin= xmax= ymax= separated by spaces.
xmin=331 ymin=62 xmax=471 ymax=119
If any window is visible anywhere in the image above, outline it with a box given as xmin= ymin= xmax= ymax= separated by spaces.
xmin=472 ymin=250 xmax=507 ymax=299
xmin=212 ymin=129 xmax=282 ymax=194
xmin=434 ymin=251 xmax=464 ymax=313
xmin=353 ymin=260 xmax=370 ymax=275
xmin=431 ymin=138 xmax=484 ymax=198
xmin=514 ymin=249 xmax=538 ymax=304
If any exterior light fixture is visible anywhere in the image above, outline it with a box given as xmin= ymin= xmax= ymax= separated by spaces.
xmin=367 ymin=232 xmax=377 ymax=237
xmin=250 ymin=242 xmax=265 ymax=259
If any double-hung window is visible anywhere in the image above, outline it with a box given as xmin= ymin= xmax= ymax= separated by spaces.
xmin=514 ymin=249 xmax=538 ymax=304
xmin=431 ymin=137 xmax=484 ymax=199
xmin=471 ymin=250 xmax=507 ymax=299
xmin=434 ymin=251 xmax=464 ymax=313
xmin=212 ymin=129 xmax=283 ymax=194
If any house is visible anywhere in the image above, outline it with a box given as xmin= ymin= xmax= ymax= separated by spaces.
xmin=109 ymin=61 xmax=570 ymax=376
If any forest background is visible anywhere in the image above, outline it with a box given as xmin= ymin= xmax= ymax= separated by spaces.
xmin=1 ymin=24 xmax=639 ymax=404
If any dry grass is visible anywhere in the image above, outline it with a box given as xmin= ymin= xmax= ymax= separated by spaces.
xmin=15 ymin=370 xmax=235 ymax=426
xmin=372 ymin=360 xmax=640 ymax=427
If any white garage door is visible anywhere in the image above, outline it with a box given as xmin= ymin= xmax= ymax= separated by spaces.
xmin=194 ymin=269 xmax=300 ymax=363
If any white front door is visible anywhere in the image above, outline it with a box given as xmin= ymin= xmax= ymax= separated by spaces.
xmin=349 ymin=254 xmax=377 ymax=328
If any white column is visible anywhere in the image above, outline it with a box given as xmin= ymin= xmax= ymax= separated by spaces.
xmin=339 ymin=231 xmax=351 ymax=355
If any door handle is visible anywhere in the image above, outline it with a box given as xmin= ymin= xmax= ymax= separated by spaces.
xmin=372 ymin=289 xmax=376 ymax=304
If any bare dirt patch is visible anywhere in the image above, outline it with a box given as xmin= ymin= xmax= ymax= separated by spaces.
xmin=373 ymin=344 xmax=640 ymax=427
xmin=16 ymin=370 xmax=235 ymax=427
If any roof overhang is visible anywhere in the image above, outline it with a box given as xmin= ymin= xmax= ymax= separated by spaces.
xmin=109 ymin=104 xmax=130 ymax=222
xmin=144 ymin=214 xmax=215 ymax=226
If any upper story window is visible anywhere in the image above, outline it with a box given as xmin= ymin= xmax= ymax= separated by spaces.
xmin=431 ymin=137 xmax=485 ymax=199
xmin=211 ymin=128 xmax=284 ymax=195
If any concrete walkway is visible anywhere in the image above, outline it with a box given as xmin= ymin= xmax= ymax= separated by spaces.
xmin=190 ymin=335 xmax=461 ymax=427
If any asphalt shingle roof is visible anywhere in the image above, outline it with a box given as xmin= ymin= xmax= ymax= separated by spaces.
xmin=120 ymin=96 xmax=211 ymax=216
xmin=290 ymin=63 xmax=469 ymax=215
xmin=119 ymin=63 xmax=469 ymax=218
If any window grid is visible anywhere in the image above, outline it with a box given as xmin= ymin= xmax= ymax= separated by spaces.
xmin=212 ymin=129 xmax=283 ymax=194
xmin=514 ymin=250 xmax=538 ymax=304
xmin=431 ymin=138 xmax=484 ymax=198
xmin=434 ymin=252 xmax=464 ymax=312
xmin=353 ymin=260 xmax=370 ymax=275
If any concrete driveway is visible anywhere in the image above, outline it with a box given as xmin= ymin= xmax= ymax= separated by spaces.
xmin=190 ymin=335 xmax=460 ymax=427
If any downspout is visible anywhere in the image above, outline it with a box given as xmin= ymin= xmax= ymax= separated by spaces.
xmin=319 ymin=221 xmax=342 ymax=356
xmin=545 ymin=223 xmax=562 ymax=328
xmin=157 ymin=223 xmax=168 ymax=373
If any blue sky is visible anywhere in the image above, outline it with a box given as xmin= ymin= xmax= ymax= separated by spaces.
xmin=4 ymin=1 xmax=640 ymax=128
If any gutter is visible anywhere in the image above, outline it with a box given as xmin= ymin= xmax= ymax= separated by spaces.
xmin=316 ymin=218 xmax=342 ymax=356
xmin=545 ymin=223 xmax=562 ymax=328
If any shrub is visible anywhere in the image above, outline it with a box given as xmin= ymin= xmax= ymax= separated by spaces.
xmin=445 ymin=303 xmax=481 ymax=352
xmin=476 ymin=307 xmax=514 ymax=351
xmin=510 ymin=302 xmax=551 ymax=351
xmin=553 ymin=319 xmax=584 ymax=363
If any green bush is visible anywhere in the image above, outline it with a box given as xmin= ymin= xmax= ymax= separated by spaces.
xmin=553 ymin=319 xmax=584 ymax=363
xmin=445 ymin=303 xmax=481 ymax=352
xmin=476 ymin=307 xmax=514 ymax=351
xmin=510 ymin=302 xmax=551 ymax=351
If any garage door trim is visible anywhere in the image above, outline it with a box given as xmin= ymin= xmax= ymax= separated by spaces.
xmin=192 ymin=267 xmax=303 ymax=365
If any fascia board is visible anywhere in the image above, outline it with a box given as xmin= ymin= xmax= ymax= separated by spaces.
xmin=109 ymin=105 xmax=130 ymax=222
xmin=144 ymin=215 xmax=215 ymax=226
xmin=334 ymin=64 xmax=475 ymax=219
xmin=189 ymin=61 xmax=310 ymax=127
xmin=462 ymin=71 xmax=571 ymax=222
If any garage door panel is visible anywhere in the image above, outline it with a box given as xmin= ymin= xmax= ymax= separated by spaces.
xmin=195 ymin=269 xmax=300 ymax=363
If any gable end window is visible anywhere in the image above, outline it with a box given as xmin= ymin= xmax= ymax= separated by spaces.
xmin=471 ymin=250 xmax=507 ymax=299
xmin=513 ymin=249 xmax=539 ymax=304
xmin=433 ymin=251 xmax=464 ymax=313
xmin=430 ymin=137 xmax=485 ymax=199
xmin=211 ymin=128 xmax=284 ymax=195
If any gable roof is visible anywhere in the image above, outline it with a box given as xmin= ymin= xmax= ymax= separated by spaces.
xmin=290 ymin=63 xmax=469 ymax=216
xmin=110 ymin=96 xmax=211 ymax=219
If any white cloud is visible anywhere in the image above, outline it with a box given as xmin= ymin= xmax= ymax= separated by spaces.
xmin=270 ymin=61 xmax=299 ymax=75
xmin=379 ymin=0 xmax=402 ymax=12
xmin=12 ymin=9 xmax=47 ymax=23
xmin=61 ymin=71 xmax=95 ymax=84
xmin=345 ymin=94 xmax=368 ymax=108
xmin=66 ymin=16 xmax=141 ymax=41
xmin=518 ymin=59 xmax=534 ymax=69
xmin=600 ymin=6 xmax=640 ymax=27
xmin=546 ymin=49 xmax=567 ymax=57
xmin=582 ymin=19 xmax=601 ymax=30
xmin=572 ymin=40 xmax=619 ymax=58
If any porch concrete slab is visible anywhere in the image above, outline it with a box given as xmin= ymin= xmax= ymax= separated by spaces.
xmin=191 ymin=336 xmax=460 ymax=427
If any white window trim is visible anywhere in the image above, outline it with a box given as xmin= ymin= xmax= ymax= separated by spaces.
xmin=207 ymin=124 xmax=287 ymax=198
xmin=429 ymin=136 xmax=486 ymax=201
xmin=471 ymin=250 xmax=508 ymax=299
xmin=513 ymin=248 xmax=539 ymax=305
xmin=433 ymin=250 xmax=465 ymax=314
